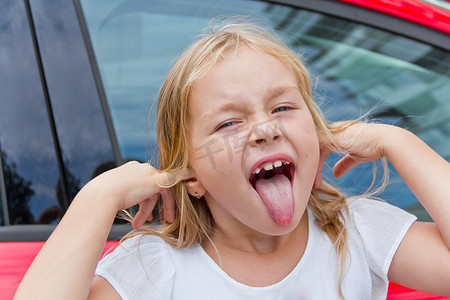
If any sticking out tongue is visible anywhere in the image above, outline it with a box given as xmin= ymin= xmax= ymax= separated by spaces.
xmin=255 ymin=174 xmax=294 ymax=226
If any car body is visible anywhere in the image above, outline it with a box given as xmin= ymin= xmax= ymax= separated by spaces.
xmin=1 ymin=0 xmax=449 ymax=299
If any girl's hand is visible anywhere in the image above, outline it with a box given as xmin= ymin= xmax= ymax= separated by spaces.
xmin=85 ymin=161 xmax=178 ymax=229
xmin=314 ymin=122 xmax=390 ymax=188
xmin=14 ymin=160 xmax=182 ymax=300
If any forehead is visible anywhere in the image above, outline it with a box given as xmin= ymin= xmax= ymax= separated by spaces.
xmin=190 ymin=47 xmax=298 ymax=107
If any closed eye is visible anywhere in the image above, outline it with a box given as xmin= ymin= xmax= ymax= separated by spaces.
xmin=273 ymin=106 xmax=294 ymax=113
xmin=216 ymin=120 xmax=239 ymax=131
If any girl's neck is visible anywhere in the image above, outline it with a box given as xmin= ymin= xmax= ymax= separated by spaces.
xmin=203 ymin=210 xmax=308 ymax=258
xmin=201 ymin=212 xmax=309 ymax=287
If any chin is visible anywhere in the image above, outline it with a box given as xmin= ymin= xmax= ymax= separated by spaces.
xmin=257 ymin=210 xmax=305 ymax=236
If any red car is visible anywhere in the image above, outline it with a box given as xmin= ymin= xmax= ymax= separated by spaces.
xmin=1 ymin=0 xmax=449 ymax=299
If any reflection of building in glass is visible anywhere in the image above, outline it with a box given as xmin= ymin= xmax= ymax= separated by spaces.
xmin=1 ymin=150 xmax=35 ymax=225
xmin=268 ymin=6 xmax=450 ymax=161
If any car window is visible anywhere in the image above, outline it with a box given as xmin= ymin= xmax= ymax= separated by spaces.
xmin=79 ymin=0 xmax=449 ymax=221
xmin=269 ymin=5 xmax=450 ymax=221
xmin=28 ymin=0 xmax=118 ymax=204
xmin=79 ymin=0 xmax=273 ymax=162
xmin=0 ymin=1 xmax=64 ymax=225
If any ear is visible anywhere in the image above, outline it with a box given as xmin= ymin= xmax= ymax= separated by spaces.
xmin=185 ymin=176 xmax=206 ymax=199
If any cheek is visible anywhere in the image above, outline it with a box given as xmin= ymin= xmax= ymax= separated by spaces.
xmin=288 ymin=120 xmax=320 ymax=174
xmin=302 ymin=115 xmax=320 ymax=157
xmin=194 ymin=133 xmax=244 ymax=166
xmin=308 ymin=133 xmax=320 ymax=164
xmin=305 ymin=133 xmax=320 ymax=175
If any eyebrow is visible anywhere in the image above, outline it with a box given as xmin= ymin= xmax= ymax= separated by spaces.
xmin=200 ymin=85 xmax=300 ymax=123
xmin=200 ymin=102 xmax=248 ymax=123
xmin=265 ymin=86 xmax=300 ymax=101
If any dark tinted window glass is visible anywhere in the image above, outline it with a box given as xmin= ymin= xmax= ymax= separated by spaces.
xmin=0 ymin=197 xmax=3 ymax=226
xmin=29 ymin=0 xmax=117 ymax=201
xmin=0 ymin=1 xmax=63 ymax=224
xmin=0 ymin=198 xmax=4 ymax=226
xmin=80 ymin=0 xmax=449 ymax=221
xmin=0 ymin=150 xmax=5 ymax=225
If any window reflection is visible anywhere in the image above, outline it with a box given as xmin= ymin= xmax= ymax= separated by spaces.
xmin=0 ymin=199 xmax=3 ymax=226
xmin=0 ymin=150 xmax=5 ymax=226
xmin=80 ymin=0 xmax=272 ymax=162
xmin=269 ymin=7 xmax=450 ymax=164
xmin=29 ymin=0 xmax=117 ymax=202
xmin=0 ymin=0 xmax=63 ymax=225
xmin=80 ymin=0 xmax=449 ymax=221
xmin=267 ymin=6 xmax=448 ymax=219
xmin=1 ymin=151 xmax=35 ymax=224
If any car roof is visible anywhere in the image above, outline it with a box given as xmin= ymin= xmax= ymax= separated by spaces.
xmin=338 ymin=0 xmax=450 ymax=34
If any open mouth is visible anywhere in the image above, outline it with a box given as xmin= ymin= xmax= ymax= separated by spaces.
xmin=248 ymin=159 xmax=296 ymax=226
xmin=249 ymin=160 xmax=295 ymax=189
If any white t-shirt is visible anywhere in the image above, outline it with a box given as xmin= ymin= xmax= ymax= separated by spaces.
xmin=95 ymin=198 xmax=416 ymax=300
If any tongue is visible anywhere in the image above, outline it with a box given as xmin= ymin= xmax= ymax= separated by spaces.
xmin=255 ymin=174 xmax=294 ymax=226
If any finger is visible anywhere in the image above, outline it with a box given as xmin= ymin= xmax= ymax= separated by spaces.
xmin=153 ymin=168 xmax=192 ymax=187
xmin=333 ymin=155 xmax=361 ymax=178
xmin=152 ymin=169 xmax=190 ymax=223
xmin=161 ymin=188 xmax=176 ymax=223
xmin=132 ymin=197 xmax=158 ymax=230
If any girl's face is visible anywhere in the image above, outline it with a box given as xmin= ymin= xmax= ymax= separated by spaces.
xmin=188 ymin=47 xmax=319 ymax=236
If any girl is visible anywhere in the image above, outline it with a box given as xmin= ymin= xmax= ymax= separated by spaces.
xmin=15 ymin=22 xmax=450 ymax=300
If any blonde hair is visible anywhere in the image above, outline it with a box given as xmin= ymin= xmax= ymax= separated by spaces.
xmin=123 ymin=19 xmax=388 ymax=299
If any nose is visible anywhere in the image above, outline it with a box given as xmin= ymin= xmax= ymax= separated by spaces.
xmin=249 ymin=118 xmax=284 ymax=147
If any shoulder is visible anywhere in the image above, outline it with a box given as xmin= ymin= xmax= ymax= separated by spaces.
xmin=322 ymin=198 xmax=417 ymax=298
xmin=95 ymin=234 xmax=175 ymax=300
xmin=100 ymin=234 xmax=175 ymax=269
xmin=345 ymin=198 xmax=417 ymax=282
xmin=346 ymin=197 xmax=416 ymax=233
xmin=116 ymin=234 xmax=173 ymax=256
